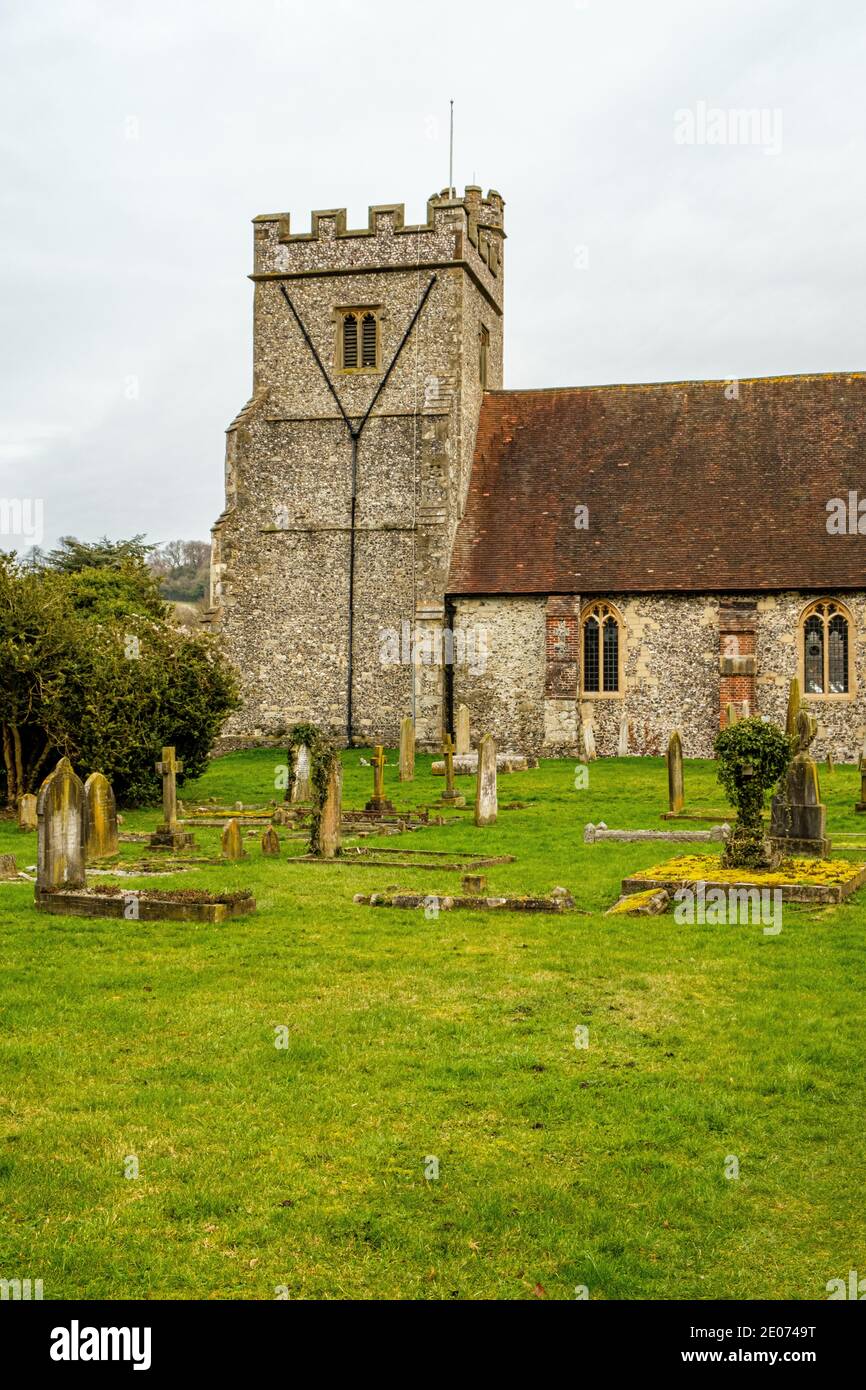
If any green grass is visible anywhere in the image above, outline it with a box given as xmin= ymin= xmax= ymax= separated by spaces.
xmin=1 ymin=751 xmax=865 ymax=1300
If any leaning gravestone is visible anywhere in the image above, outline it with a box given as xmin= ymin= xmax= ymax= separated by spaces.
xmin=221 ymin=818 xmax=247 ymax=860
xmin=474 ymin=733 xmax=498 ymax=826
xmin=667 ymin=731 xmax=684 ymax=815
xmin=291 ymin=744 xmax=312 ymax=803
xmin=84 ymin=772 xmax=118 ymax=860
xmin=770 ymin=709 xmax=831 ymax=856
xmin=312 ymin=760 xmax=342 ymax=858
xmin=37 ymin=757 xmax=86 ymax=894
xmin=455 ymin=704 xmax=471 ymax=756
xmin=399 ymin=717 xmax=415 ymax=783
xmin=18 ymin=793 xmax=38 ymax=832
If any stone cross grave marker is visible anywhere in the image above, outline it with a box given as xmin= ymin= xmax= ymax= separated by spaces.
xmin=365 ymin=744 xmax=395 ymax=813
xmin=440 ymin=734 xmax=466 ymax=807
xmin=291 ymin=744 xmax=312 ymax=803
xmin=474 ymin=733 xmax=498 ymax=826
xmin=151 ymin=746 xmax=194 ymax=849
xmin=399 ymin=716 xmax=415 ymax=782
xmin=667 ymin=731 xmax=684 ymax=816
xmin=84 ymin=772 xmax=118 ymax=860
xmin=37 ymin=757 xmax=86 ymax=894
xmin=18 ymin=793 xmax=37 ymax=832
xmin=455 ymin=704 xmax=471 ymax=756
xmin=221 ymin=818 xmax=247 ymax=860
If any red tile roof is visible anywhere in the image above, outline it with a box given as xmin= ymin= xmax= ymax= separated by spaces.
xmin=447 ymin=373 xmax=866 ymax=595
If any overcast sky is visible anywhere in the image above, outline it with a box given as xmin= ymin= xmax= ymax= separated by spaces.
xmin=2 ymin=0 xmax=864 ymax=552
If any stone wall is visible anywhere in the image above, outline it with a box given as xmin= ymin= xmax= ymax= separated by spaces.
xmin=451 ymin=590 xmax=866 ymax=760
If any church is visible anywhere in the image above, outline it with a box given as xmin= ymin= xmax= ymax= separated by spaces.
xmin=206 ymin=186 xmax=866 ymax=760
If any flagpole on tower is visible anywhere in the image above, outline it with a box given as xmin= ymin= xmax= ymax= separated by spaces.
xmin=449 ymin=99 xmax=454 ymax=197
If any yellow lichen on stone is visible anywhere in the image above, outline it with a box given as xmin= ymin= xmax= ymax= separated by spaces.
xmin=640 ymin=853 xmax=863 ymax=887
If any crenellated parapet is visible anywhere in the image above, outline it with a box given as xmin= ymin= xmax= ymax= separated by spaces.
xmin=251 ymin=187 xmax=505 ymax=303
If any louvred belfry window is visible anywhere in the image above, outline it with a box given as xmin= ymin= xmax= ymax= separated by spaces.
xmin=342 ymin=313 xmax=358 ymax=369
xmin=800 ymin=599 xmax=852 ymax=696
xmin=338 ymin=308 xmax=379 ymax=372
xmin=361 ymin=312 xmax=377 ymax=368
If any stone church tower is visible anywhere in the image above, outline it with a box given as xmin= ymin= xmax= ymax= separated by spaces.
xmin=207 ymin=186 xmax=505 ymax=749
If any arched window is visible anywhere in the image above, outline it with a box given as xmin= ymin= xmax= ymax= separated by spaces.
xmin=800 ymin=599 xmax=852 ymax=696
xmin=581 ymin=601 xmax=623 ymax=695
xmin=338 ymin=307 xmax=380 ymax=372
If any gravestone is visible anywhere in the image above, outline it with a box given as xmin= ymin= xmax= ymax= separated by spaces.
xmin=365 ymin=745 xmax=395 ymax=813
xmin=399 ymin=717 xmax=415 ymax=783
xmin=313 ymin=760 xmax=342 ymax=858
xmin=455 ymin=704 xmax=471 ymax=756
xmin=150 ymin=746 xmax=194 ymax=849
xmin=439 ymin=734 xmax=466 ymax=807
xmin=0 ymin=854 xmax=18 ymax=880
xmin=856 ymin=741 xmax=866 ymax=813
xmin=84 ymin=772 xmax=118 ymax=860
xmin=667 ymin=731 xmax=684 ymax=815
xmin=36 ymin=757 xmax=86 ymax=893
xmin=770 ymin=710 xmax=831 ymax=856
xmin=261 ymin=826 xmax=281 ymax=856
xmin=474 ymin=733 xmax=498 ymax=826
xmin=617 ymin=716 xmax=629 ymax=758
xmin=581 ymin=721 xmax=597 ymax=762
xmin=785 ymin=677 xmax=801 ymax=738
xmin=291 ymin=744 xmax=312 ymax=803
xmin=221 ymin=818 xmax=247 ymax=860
xmin=18 ymin=793 xmax=38 ymax=832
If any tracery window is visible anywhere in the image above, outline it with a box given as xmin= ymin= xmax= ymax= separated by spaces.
xmin=800 ymin=599 xmax=851 ymax=696
xmin=581 ymin=601 xmax=622 ymax=694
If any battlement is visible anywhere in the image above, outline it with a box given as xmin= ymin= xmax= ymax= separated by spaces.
xmin=251 ymin=186 xmax=505 ymax=288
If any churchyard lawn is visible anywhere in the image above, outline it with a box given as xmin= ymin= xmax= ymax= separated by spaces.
xmin=1 ymin=751 xmax=865 ymax=1300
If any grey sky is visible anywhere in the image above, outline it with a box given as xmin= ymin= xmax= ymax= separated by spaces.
xmin=2 ymin=0 xmax=864 ymax=551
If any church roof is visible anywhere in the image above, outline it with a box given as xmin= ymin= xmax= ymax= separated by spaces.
xmin=447 ymin=372 xmax=866 ymax=595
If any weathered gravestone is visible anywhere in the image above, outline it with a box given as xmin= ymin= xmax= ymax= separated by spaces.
xmin=18 ymin=793 xmax=37 ymax=832
xmin=439 ymin=734 xmax=466 ymax=807
xmin=580 ymin=721 xmax=597 ymax=762
xmin=150 ymin=746 xmax=194 ymax=850
xmin=667 ymin=731 xmax=684 ymax=816
xmin=399 ymin=717 xmax=415 ymax=783
xmin=474 ymin=733 xmax=498 ymax=826
xmin=261 ymin=826 xmax=281 ymax=856
xmin=455 ymin=704 xmax=471 ymax=756
xmin=0 ymin=854 xmax=18 ymax=880
xmin=84 ymin=772 xmax=118 ymax=860
xmin=221 ymin=818 xmax=247 ymax=860
xmin=785 ymin=676 xmax=801 ymax=738
xmin=770 ymin=710 xmax=831 ymax=856
xmin=37 ymin=757 xmax=86 ymax=894
xmin=617 ymin=716 xmax=630 ymax=758
xmin=312 ymin=759 xmax=342 ymax=858
xmin=291 ymin=744 xmax=312 ymax=803
xmin=365 ymin=745 xmax=395 ymax=813
xmin=856 ymin=740 xmax=866 ymax=813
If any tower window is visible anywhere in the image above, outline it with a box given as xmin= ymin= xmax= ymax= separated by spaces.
xmin=479 ymin=325 xmax=489 ymax=388
xmin=337 ymin=307 xmax=380 ymax=372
